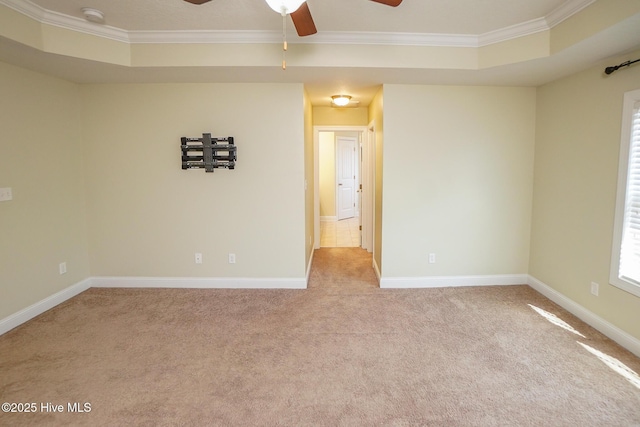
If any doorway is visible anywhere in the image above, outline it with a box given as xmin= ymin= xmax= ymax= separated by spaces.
xmin=314 ymin=126 xmax=372 ymax=251
xmin=336 ymin=135 xmax=357 ymax=221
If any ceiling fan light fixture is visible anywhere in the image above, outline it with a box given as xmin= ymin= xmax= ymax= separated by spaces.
xmin=265 ymin=0 xmax=306 ymax=15
xmin=81 ymin=7 xmax=105 ymax=24
xmin=331 ymin=95 xmax=352 ymax=107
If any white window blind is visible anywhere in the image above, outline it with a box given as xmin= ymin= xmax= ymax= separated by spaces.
xmin=611 ymin=89 xmax=640 ymax=297
xmin=619 ymin=102 xmax=640 ymax=285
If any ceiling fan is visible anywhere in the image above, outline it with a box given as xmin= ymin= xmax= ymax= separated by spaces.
xmin=183 ymin=0 xmax=403 ymax=37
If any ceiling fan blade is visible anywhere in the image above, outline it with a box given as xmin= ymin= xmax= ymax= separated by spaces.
xmin=290 ymin=2 xmax=317 ymax=37
xmin=369 ymin=0 xmax=402 ymax=6
xmin=183 ymin=0 xmax=212 ymax=4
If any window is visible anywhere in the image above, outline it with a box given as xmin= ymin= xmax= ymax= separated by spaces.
xmin=611 ymin=88 xmax=640 ymax=297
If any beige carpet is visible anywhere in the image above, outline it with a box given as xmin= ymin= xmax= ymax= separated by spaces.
xmin=1 ymin=247 xmax=639 ymax=426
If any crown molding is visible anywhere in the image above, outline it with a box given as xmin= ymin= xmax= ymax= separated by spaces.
xmin=477 ymin=0 xmax=596 ymax=47
xmin=546 ymin=0 xmax=597 ymax=27
xmin=1 ymin=0 xmax=41 ymax=20
xmin=1 ymin=0 xmax=128 ymax=42
xmin=40 ymin=10 xmax=128 ymax=43
xmin=0 ymin=0 xmax=597 ymax=48
xmin=479 ymin=17 xmax=549 ymax=47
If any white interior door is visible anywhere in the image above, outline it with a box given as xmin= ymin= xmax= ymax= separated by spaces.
xmin=336 ymin=136 xmax=357 ymax=220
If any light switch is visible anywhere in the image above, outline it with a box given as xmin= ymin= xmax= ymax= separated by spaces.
xmin=0 ymin=187 xmax=12 ymax=202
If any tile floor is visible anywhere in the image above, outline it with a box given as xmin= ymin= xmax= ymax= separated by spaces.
xmin=320 ymin=217 xmax=361 ymax=247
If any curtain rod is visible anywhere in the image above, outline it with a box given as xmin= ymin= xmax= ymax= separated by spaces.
xmin=605 ymin=58 xmax=640 ymax=75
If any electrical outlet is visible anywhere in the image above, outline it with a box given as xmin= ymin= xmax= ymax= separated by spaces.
xmin=0 ymin=187 xmax=12 ymax=202
xmin=228 ymin=253 xmax=236 ymax=264
xmin=590 ymin=282 xmax=599 ymax=296
xmin=429 ymin=253 xmax=436 ymax=264
xmin=59 ymin=262 xmax=67 ymax=275
xmin=195 ymin=253 xmax=202 ymax=264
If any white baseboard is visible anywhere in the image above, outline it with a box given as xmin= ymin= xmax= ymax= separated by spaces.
xmin=373 ymin=258 xmax=381 ymax=283
xmin=527 ymin=275 xmax=640 ymax=358
xmin=5 ymin=273 xmax=638 ymax=359
xmin=380 ymin=274 xmax=527 ymax=289
xmin=0 ymin=278 xmax=91 ymax=336
xmin=91 ymin=276 xmax=307 ymax=289
xmin=306 ymin=247 xmax=315 ymax=285
xmin=0 ymin=274 xmax=305 ymax=335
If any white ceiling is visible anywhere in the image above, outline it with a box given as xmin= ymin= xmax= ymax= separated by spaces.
xmin=1 ymin=0 xmax=640 ymax=106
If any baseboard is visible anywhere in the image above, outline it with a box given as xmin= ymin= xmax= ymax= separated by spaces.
xmin=1 ymin=273 xmax=305 ymax=335
xmin=373 ymin=258 xmax=381 ymax=283
xmin=6 ymin=274 xmax=638 ymax=358
xmin=91 ymin=276 xmax=307 ymax=289
xmin=380 ymin=274 xmax=528 ymax=289
xmin=320 ymin=216 xmax=337 ymax=222
xmin=0 ymin=278 xmax=91 ymax=336
xmin=306 ymin=247 xmax=315 ymax=286
xmin=527 ymin=275 xmax=640 ymax=358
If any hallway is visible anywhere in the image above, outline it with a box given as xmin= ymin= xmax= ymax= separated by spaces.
xmin=308 ymin=247 xmax=378 ymax=290
xmin=319 ymin=218 xmax=360 ymax=248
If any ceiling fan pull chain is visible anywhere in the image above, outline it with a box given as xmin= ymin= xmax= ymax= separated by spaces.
xmin=282 ymin=13 xmax=287 ymax=70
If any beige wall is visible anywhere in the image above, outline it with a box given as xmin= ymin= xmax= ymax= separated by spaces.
xmin=304 ymin=90 xmax=314 ymax=269
xmin=530 ymin=49 xmax=640 ymax=341
xmin=82 ymin=83 xmax=306 ymax=279
xmin=0 ymin=61 xmax=90 ymax=320
xmin=368 ymin=89 xmax=384 ymax=273
xmin=381 ymin=84 xmax=536 ymax=277
xmin=3 ymin=42 xmax=639 ymax=349
xmin=313 ymin=107 xmax=369 ymax=126
xmin=319 ymin=132 xmax=336 ymax=218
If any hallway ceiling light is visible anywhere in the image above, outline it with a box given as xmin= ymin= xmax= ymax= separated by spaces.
xmin=331 ymin=95 xmax=352 ymax=107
